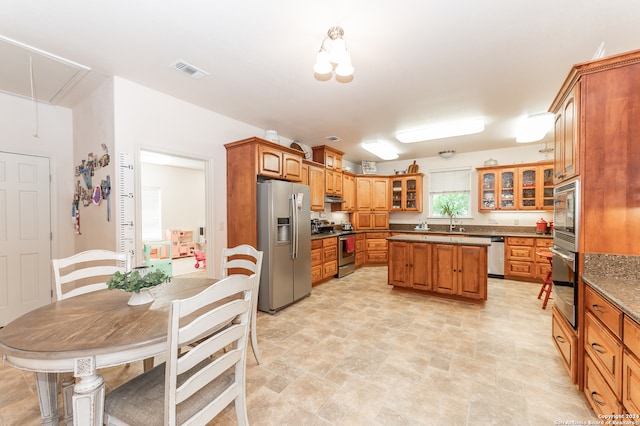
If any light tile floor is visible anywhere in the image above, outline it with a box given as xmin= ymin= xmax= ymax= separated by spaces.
xmin=0 ymin=266 xmax=597 ymax=425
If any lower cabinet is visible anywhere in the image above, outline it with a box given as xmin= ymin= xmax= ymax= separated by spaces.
xmin=581 ymin=285 xmax=626 ymax=416
xmin=355 ymin=233 xmax=365 ymax=267
xmin=365 ymin=232 xmax=389 ymax=264
xmin=388 ymin=241 xmax=431 ymax=290
xmin=505 ymin=236 xmax=553 ymax=282
xmin=388 ymin=240 xmax=487 ymax=301
xmin=432 ymin=244 xmax=487 ymax=300
xmin=552 ymin=306 xmax=578 ymax=383
xmin=311 ymin=237 xmax=338 ymax=285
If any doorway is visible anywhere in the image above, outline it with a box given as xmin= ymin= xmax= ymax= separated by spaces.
xmin=139 ymin=150 xmax=206 ymax=277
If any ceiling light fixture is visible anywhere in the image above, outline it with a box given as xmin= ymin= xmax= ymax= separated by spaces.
xmin=439 ymin=150 xmax=456 ymax=159
xmin=515 ymin=112 xmax=553 ymax=143
xmin=313 ymin=26 xmax=354 ymax=78
xmin=396 ymin=118 xmax=485 ymax=143
xmin=361 ymin=140 xmax=398 ymax=160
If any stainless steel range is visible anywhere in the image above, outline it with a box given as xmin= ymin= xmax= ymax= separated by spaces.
xmin=337 ymin=233 xmax=356 ymax=277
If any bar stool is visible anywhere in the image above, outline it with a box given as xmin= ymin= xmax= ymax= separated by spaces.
xmin=536 ymin=250 xmax=553 ymax=309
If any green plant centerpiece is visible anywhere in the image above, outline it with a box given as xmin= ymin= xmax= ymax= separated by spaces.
xmin=107 ymin=268 xmax=170 ymax=293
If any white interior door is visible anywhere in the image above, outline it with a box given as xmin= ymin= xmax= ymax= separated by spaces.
xmin=0 ymin=152 xmax=52 ymax=326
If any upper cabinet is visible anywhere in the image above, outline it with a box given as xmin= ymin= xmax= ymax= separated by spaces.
xmin=389 ymin=174 xmax=423 ymax=212
xmin=477 ymin=161 xmax=553 ymax=212
xmin=312 ymin=145 xmax=343 ymax=171
xmin=307 ymin=161 xmax=326 ymax=212
xmin=552 ymin=83 xmax=580 ymax=184
xmin=549 ymin=49 xmax=640 ymax=255
xmin=257 ymin=144 xmax=303 ymax=181
xmin=517 ymin=163 xmax=554 ymax=210
xmin=225 ymin=137 xmax=306 ymax=248
xmin=356 ymin=176 xmax=389 ymax=211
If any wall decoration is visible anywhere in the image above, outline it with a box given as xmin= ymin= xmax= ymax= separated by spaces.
xmin=72 ymin=144 xmax=112 ymax=232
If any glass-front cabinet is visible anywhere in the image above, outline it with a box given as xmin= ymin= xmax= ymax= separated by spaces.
xmin=389 ymin=174 xmax=423 ymax=212
xmin=518 ymin=164 xmax=554 ymax=210
xmin=477 ymin=161 xmax=553 ymax=212
xmin=478 ymin=168 xmax=516 ymax=211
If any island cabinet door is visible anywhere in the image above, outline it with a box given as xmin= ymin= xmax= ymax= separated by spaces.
xmin=411 ymin=243 xmax=431 ymax=290
xmin=388 ymin=241 xmax=411 ymax=287
xmin=432 ymin=244 xmax=457 ymax=294
xmin=458 ymin=245 xmax=487 ymax=300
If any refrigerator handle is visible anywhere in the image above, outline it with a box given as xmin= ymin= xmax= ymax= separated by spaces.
xmin=291 ymin=194 xmax=298 ymax=259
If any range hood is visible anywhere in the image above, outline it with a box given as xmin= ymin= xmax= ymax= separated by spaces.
xmin=324 ymin=195 xmax=345 ymax=203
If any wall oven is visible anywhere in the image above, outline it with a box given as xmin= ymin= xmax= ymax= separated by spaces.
xmin=551 ymin=178 xmax=580 ymax=328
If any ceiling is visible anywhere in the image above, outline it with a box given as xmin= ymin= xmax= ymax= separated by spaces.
xmin=2 ymin=1 xmax=640 ymax=163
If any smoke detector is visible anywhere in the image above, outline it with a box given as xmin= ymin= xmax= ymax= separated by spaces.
xmin=170 ymin=60 xmax=208 ymax=79
xmin=325 ymin=136 xmax=342 ymax=142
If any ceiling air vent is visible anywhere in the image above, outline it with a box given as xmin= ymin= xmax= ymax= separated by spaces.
xmin=325 ymin=136 xmax=342 ymax=142
xmin=170 ymin=60 xmax=208 ymax=79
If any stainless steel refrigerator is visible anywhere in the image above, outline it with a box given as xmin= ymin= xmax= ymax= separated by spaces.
xmin=257 ymin=180 xmax=311 ymax=313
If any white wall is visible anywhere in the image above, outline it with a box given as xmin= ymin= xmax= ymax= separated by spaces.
xmin=0 ymin=92 xmax=74 ymax=258
xmin=141 ymin=163 xmax=205 ymax=241
xmin=111 ymin=77 xmax=270 ymax=276
xmin=72 ymin=78 xmax=117 ymax=252
xmin=378 ymin=144 xmax=555 ymax=228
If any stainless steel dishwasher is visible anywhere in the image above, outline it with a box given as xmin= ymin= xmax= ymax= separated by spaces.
xmin=487 ymin=236 xmax=505 ymax=278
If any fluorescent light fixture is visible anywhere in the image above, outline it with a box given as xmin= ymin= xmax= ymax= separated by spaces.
xmin=361 ymin=140 xmax=399 ymax=160
xmin=396 ymin=118 xmax=485 ymax=143
xmin=515 ymin=113 xmax=554 ymax=143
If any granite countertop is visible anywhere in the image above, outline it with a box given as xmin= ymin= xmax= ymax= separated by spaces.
xmin=582 ymin=273 xmax=640 ymax=324
xmin=311 ymin=231 xmax=355 ymax=240
xmin=387 ymin=234 xmax=492 ymax=246
xmin=395 ymin=229 xmax=552 ymax=239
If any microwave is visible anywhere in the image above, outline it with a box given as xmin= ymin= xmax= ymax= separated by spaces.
xmin=553 ymin=178 xmax=580 ymax=252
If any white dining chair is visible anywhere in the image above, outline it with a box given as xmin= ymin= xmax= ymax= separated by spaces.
xmin=52 ymin=249 xmax=129 ymax=301
xmin=51 ymin=249 xmax=136 ymax=424
xmin=220 ymin=244 xmax=263 ymax=365
xmin=104 ymin=273 xmax=254 ymax=425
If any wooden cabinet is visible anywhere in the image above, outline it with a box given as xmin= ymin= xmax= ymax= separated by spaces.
xmin=225 ymin=137 xmax=306 ymax=248
xmin=432 ymin=244 xmax=487 ymax=300
xmin=356 ymin=176 xmax=389 ymax=211
xmin=325 ymin=169 xmax=343 ymax=196
xmin=505 ymin=236 xmax=553 ymax=282
xmin=353 ymin=176 xmax=389 ymax=230
xmin=552 ymin=306 xmax=578 ymax=383
xmin=623 ymin=317 xmax=640 ymax=414
xmin=582 ymin=286 xmax=624 ymax=416
xmin=311 ymin=239 xmax=323 ymax=284
xmin=311 ymin=237 xmax=338 ymax=284
xmin=477 ymin=162 xmax=553 ymax=212
xmin=389 ymin=174 xmax=423 ymax=212
xmin=312 ymin=145 xmax=343 ymax=171
xmin=388 ymin=241 xmax=431 ymax=290
xmin=517 ymin=163 xmax=554 ymax=210
xmin=336 ymin=172 xmax=356 ymax=212
xmin=258 ymin=144 xmax=303 ymax=181
xmin=552 ymin=83 xmax=579 ymax=184
xmin=322 ymin=237 xmax=338 ymax=279
xmin=364 ymin=232 xmax=389 ymax=264
xmin=355 ymin=233 xmax=365 ymax=267
xmin=307 ymin=162 xmax=325 ymax=212
xmin=477 ymin=167 xmax=516 ymax=211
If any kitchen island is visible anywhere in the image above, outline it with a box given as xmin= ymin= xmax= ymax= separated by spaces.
xmin=387 ymin=234 xmax=491 ymax=301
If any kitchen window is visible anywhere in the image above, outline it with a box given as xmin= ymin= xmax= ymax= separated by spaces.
xmin=429 ymin=167 xmax=471 ymax=218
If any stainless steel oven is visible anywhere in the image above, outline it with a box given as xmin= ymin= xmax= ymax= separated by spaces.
xmin=551 ymin=178 xmax=580 ymax=328
xmin=553 ymin=178 xmax=579 ymax=252
xmin=338 ymin=233 xmax=356 ymax=277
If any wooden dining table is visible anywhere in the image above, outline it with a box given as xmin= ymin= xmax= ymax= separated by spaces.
xmin=0 ymin=277 xmax=217 ymax=426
